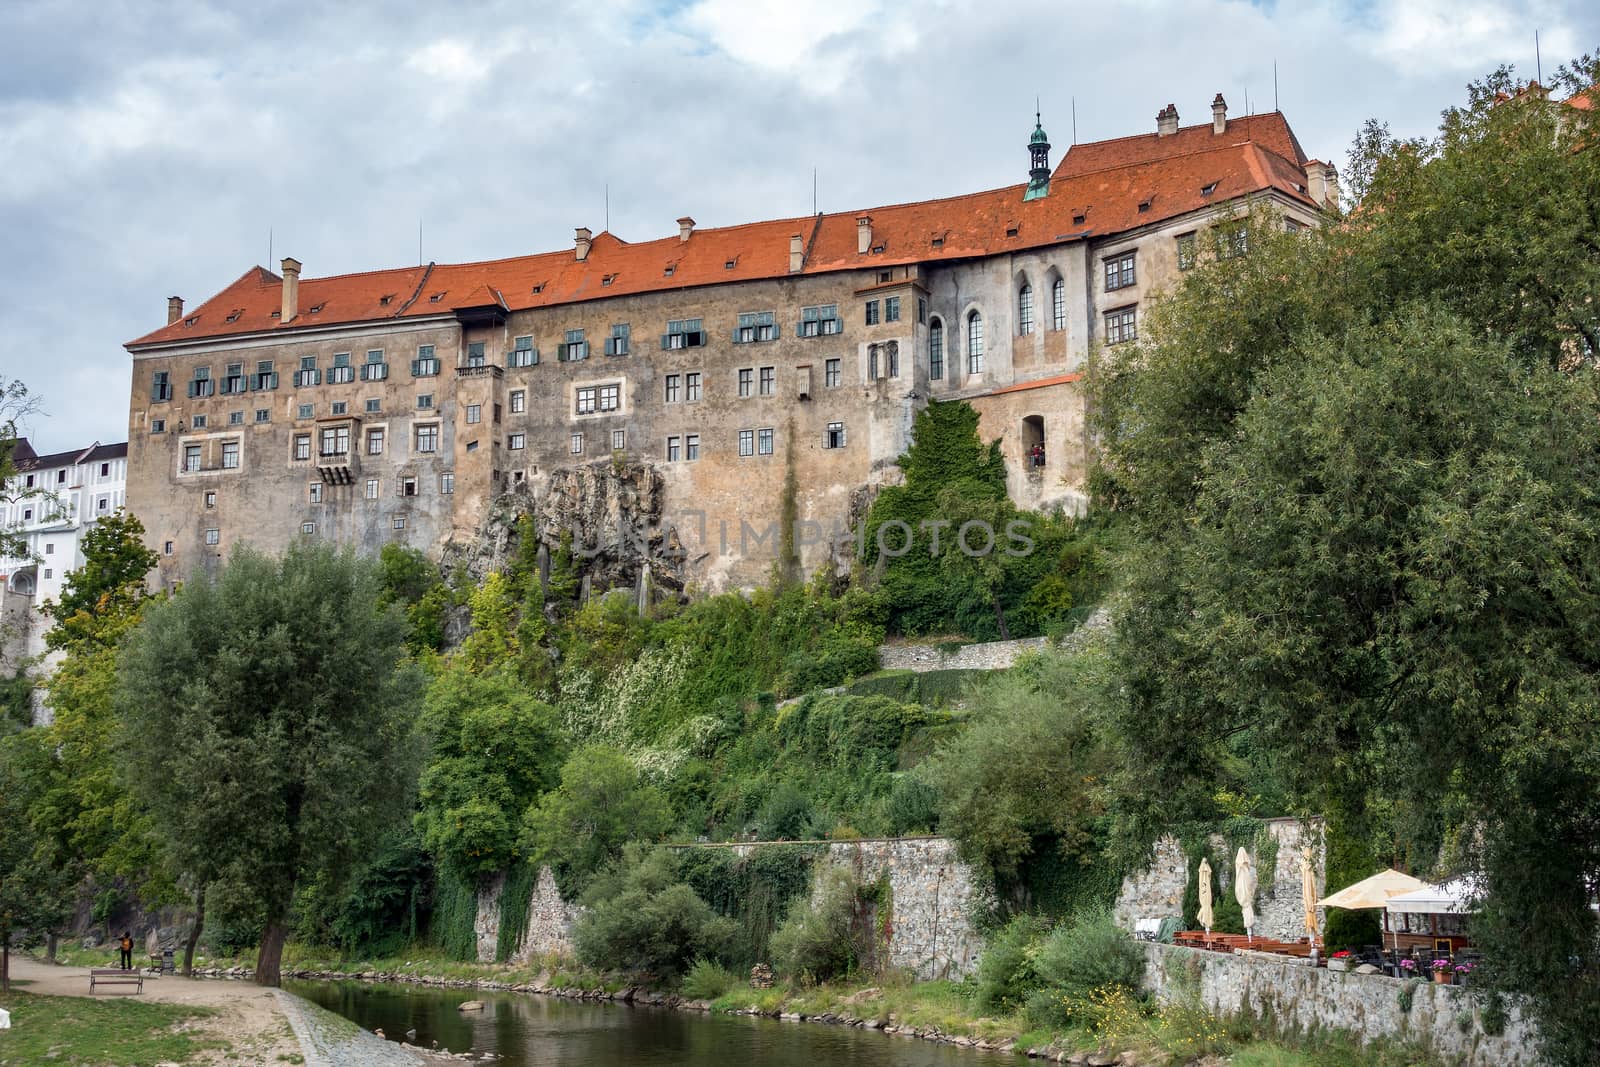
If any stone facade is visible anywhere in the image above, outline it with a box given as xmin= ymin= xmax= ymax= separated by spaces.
xmin=878 ymin=636 xmax=1049 ymax=673
xmin=1142 ymin=942 xmax=1538 ymax=1065
xmin=509 ymin=866 xmax=581 ymax=966
xmin=124 ymin=104 xmax=1331 ymax=594
xmin=1113 ymin=819 xmax=1325 ymax=942
xmin=473 ymin=872 xmax=505 ymax=964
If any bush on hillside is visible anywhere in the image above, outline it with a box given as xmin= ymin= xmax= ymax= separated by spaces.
xmin=770 ymin=865 xmax=870 ymax=983
xmin=1032 ymin=908 xmax=1145 ymax=1003
xmin=975 ymin=914 xmax=1046 ymax=1012
xmin=681 ymin=957 xmax=739 ymax=999
xmin=574 ymin=845 xmax=737 ymax=979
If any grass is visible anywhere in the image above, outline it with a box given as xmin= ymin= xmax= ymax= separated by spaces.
xmin=0 ymin=990 xmax=219 ymax=1066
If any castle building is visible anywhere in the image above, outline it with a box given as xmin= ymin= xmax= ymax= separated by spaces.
xmin=124 ymin=98 xmax=1335 ymax=591
xmin=0 ymin=438 xmax=129 ymax=722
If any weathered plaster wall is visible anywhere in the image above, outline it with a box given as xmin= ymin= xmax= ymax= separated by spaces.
xmin=1142 ymin=943 xmax=1538 ymax=1066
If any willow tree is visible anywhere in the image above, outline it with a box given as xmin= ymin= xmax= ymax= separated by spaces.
xmin=118 ymin=543 xmax=422 ymax=986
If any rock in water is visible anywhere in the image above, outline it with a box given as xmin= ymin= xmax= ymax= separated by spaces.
xmin=406 ymin=1028 xmax=418 ymax=1040
xmin=458 ymin=1000 xmax=485 ymax=1012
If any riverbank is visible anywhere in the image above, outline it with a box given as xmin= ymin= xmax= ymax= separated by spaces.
xmin=102 ymin=947 xmax=1437 ymax=1066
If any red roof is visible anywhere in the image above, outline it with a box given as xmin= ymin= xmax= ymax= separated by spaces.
xmin=128 ymin=115 xmax=1319 ymax=349
xmin=972 ymin=372 xmax=1085 ymax=398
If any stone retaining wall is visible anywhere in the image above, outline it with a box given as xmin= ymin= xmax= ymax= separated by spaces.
xmin=1142 ymin=942 xmax=1538 ymax=1065
xmin=877 ymin=637 xmax=1048 ymax=672
xmin=481 ymin=836 xmax=983 ymax=978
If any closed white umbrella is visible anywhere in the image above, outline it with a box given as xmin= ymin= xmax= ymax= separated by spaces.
xmin=1300 ymin=847 xmax=1319 ymax=946
xmin=1197 ymin=857 xmax=1214 ymax=934
xmin=1235 ymin=846 xmax=1258 ymax=941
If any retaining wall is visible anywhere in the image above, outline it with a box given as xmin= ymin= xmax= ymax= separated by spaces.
xmin=1142 ymin=942 xmax=1538 ymax=1065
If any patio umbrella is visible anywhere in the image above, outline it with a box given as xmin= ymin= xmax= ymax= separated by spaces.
xmin=1197 ymin=857 xmax=1214 ymax=933
xmin=1318 ymin=868 xmax=1427 ymax=956
xmin=1300 ymin=847 xmax=1319 ymax=945
xmin=1235 ymin=846 xmax=1257 ymax=941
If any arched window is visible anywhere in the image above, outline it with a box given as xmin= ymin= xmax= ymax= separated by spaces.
xmin=928 ymin=319 xmax=944 ymax=380
xmin=1018 ymin=284 xmax=1034 ymax=335
xmin=1051 ymin=278 xmax=1066 ymax=331
xmin=886 ymin=341 xmax=899 ymax=378
xmin=967 ymin=311 xmax=984 ymax=374
xmin=868 ymin=343 xmax=879 ymax=380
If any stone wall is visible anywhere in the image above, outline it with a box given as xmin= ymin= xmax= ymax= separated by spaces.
xmin=1142 ymin=943 xmax=1538 ymax=1065
xmin=878 ymin=637 xmax=1048 ymax=672
xmin=1113 ymin=819 xmax=1324 ymax=942
xmin=486 ymin=836 xmax=983 ymax=979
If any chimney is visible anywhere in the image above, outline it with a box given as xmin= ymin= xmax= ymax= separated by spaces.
xmin=789 ymin=233 xmax=804 ymax=274
xmin=1211 ymin=94 xmax=1227 ymax=135
xmin=857 ymin=215 xmax=873 ymax=255
xmin=1306 ymin=161 xmax=1341 ymax=210
xmin=677 ymin=216 xmax=695 ymax=242
xmin=167 ymin=296 xmax=184 ymax=324
xmin=280 ymin=258 xmax=301 ymax=322
xmin=574 ymin=227 xmax=593 ymax=262
xmin=1157 ymin=104 xmax=1179 ymax=137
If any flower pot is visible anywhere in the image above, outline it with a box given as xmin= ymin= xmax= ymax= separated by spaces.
xmin=1433 ymin=969 xmax=1451 ymax=985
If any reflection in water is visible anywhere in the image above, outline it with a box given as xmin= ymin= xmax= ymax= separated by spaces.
xmin=286 ymin=979 xmax=986 ymax=1067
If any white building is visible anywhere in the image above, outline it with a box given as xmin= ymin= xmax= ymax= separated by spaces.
xmin=0 ymin=438 xmax=129 ymax=723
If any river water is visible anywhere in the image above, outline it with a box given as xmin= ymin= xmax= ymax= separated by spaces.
xmin=285 ymin=979 xmax=988 ymax=1066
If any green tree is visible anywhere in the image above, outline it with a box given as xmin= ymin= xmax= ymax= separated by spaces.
xmin=117 ymin=543 xmax=423 ymax=986
xmin=40 ymin=510 xmax=158 ymax=652
xmin=522 ymin=746 xmax=671 ymax=894
xmin=0 ymin=732 xmax=73 ymax=992
xmin=414 ymin=665 xmax=565 ymax=876
xmin=458 ymin=572 xmax=519 ymax=671
xmin=573 ymin=845 xmax=738 ymax=979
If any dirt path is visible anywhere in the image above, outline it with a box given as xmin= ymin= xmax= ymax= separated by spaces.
xmin=9 ymin=955 xmax=304 ymax=1064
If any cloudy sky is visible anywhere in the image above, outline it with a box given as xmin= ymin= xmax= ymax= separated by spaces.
xmin=2 ymin=0 xmax=1596 ymax=451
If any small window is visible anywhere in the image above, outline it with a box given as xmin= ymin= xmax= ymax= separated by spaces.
xmin=256 ymin=408 xmax=271 ymax=423
xmin=966 ymin=311 xmax=985 ymax=374
xmin=309 ymin=483 xmax=322 ymax=503
xmin=415 ymin=424 xmax=439 ymax=453
xmin=917 ymin=297 xmax=927 ymax=324
xmin=1216 ymin=221 xmax=1249 ymax=260
xmin=192 ymin=414 xmax=208 ymax=429
xmin=204 ymin=528 xmax=220 ymax=546
xmin=1177 ymin=233 xmax=1197 ymax=270
xmin=182 ymin=444 xmax=202 ymax=472
xmin=331 ymin=401 xmax=347 ymax=416
xmin=1201 ymin=181 xmax=1218 ymax=196
xmin=825 ymin=422 xmax=846 ymax=449
xmin=297 ymin=404 xmax=313 ymax=419
xmin=664 ymin=374 xmax=681 ymax=403
xmin=221 ymin=441 xmax=240 ymax=469
xmin=733 ymin=311 xmax=777 ymax=344
xmin=611 ymin=429 xmax=625 ymax=450
xmin=666 ymin=436 xmax=681 ymax=461
xmin=301 ymin=522 xmax=316 ymax=535
xmin=417 ymin=394 xmax=434 ymax=410
xmin=393 ymin=515 xmax=407 ymax=530
xmin=570 ymin=433 xmax=583 ymax=454
xmin=45 ymin=542 xmax=54 ymax=554
xmin=824 ymin=359 xmax=841 ymax=388
xmin=1104 ymin=305 xmax=1137 ymax=345
xmin=886 ymin=296 xmax=900 ymax=322
xmin=758 ymin=427 xmax=774 ymax=456
xmin=508 ymin=335 xmax=538 ymax=367
xmin=367 ymin=427 xmax=385 ymax=455
xmin=413 ymin=345 xmax=441 ymax=377
xmin=440 ymin=473 xmax=454 ymax=495
xmin=759 ymin=367 xmax=775 ymax=396
xmin=738 ymin=368 xmax=754 ymax=397
xmin=685 ymin=434 xmax=700 ymax=460
xmin=604 ymin=324 xmax=631 ymax=356
xmin=865 ymin=299 xmax=880 ymax=325
xmin=558 ymin=330 xmax=588 ymax=362
xmin=509 ymin=433 xmax=526 ymax=450
xmin=164 ymin=541 xmax=174 ymax=555
xmin=294 ymin=434 xmax=311 ymax=461
xmin=685 ymin=372 xmax=702 ymax=401
xmin=229 ymin=410 xmax=244 ymax=426
xmin=798 ymin=304 xmax=841 ymax=337
xmin=151 ymin=419 xmax=166 ymax=433
xmin=466 ymin=341 xmax=486 ymax=368
xmin=402 ymin=478 xmax=418 ymax=497
xmin=328 ymin=352 xmax=355 ymax=384
xmin=467 ymin=403 xmax=482 ymax=424
xmin=739 ymin=429 xmax=754 ymax=456
xmin=365 ymin=398 xmax=380 ymax=414
xmin=1104 ymin=252 xmax=1136 ymax=291
xmin=510 ymin=389 xmax=526 ymax=413
xmin=43 ymin=568 xmax=52 ymax=580
xmin=365 ymin=478 xmax=380 ymax=499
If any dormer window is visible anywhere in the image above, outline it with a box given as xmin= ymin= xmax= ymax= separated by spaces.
xmin=1201 ymin=182 xmax=1218 ymax=196
xmin=1005 ymin=225 xmax=1019 ymax=238
xmin=531 ymin=283 xmax=545 ymax=294
xmin=1072 ymin=212 xmax=1087 ymax=225
xmin=225 ymin=308 xmax=244 ymax=323
xmin=602 ymin=274 xmax=617 ymax=286
xmin=1137 ymin=198 xmax=1152 ymax=213
xmin=308 ymin=302 xmax=325 ymax=314
xmin=429 ymin=292 xmax=445 ymax=303
xmin=379 ymin=294 xmax=395 ymax=306
xmin=931 ymin=236 xmax=945 ymax=248
xmin=663 ymin=265 xmax=675 ymax=277
xmin=724 ymin=259 xmax=737 ymax=270
xmin=662 ymin=318 xmax=705 ymax=349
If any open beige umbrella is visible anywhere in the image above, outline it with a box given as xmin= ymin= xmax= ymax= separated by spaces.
xmin=1197 ymin=857 xmax=1214 ymax=933
xmin=1300 ymin=847 xmax=1319 ymax=945
xmin=1318 ymin=868 xmax=1428 ymax=955
xmin=1235 ymin=846 xmax=1258 ymax=940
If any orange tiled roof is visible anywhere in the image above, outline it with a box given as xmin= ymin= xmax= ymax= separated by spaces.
xmin=127 ymin=117 xmax=1319 ymax=350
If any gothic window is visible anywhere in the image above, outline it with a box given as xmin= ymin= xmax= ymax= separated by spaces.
xmin=1018 ymin=284 xmax=1034 ymax=335
xmin=966 ymin=311 xmax=984 ymax=374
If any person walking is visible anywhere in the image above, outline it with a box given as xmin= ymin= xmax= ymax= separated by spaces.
xmin=118 ymin=931 xmax=134 ymax=971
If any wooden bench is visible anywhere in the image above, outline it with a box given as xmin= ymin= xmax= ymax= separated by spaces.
xmin=145 ymin=954 xmax=165 ymax=976
xmin=89 ymin=968 xmax=143 ymax=994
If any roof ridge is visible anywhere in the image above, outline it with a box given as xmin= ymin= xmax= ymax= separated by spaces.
xmin=1059 ymin=137 xmax=1301 ymax=182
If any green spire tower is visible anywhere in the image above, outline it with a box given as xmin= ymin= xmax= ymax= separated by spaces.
xmin=1024 ymin=107 xmax=1051 ymax=201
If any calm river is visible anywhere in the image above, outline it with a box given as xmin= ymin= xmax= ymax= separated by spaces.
xmin=286 ymin=979 xmax=988 ymax=1066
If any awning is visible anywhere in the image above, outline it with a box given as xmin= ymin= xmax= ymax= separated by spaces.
xmin=1318 ymin=869 xmax=1427 ymax=910
xmin=1383 ymin=878 xmax=1477 ymax=916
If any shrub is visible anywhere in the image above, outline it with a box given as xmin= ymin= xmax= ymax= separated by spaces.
xmin=1032 ymin=908 xmax=1145 ymax=1003
xmin=771 ymin=865 xmax=868 ymax=983
xmin=574 ymin=845 xmax=738 ymax=980
xmin=975 ymin=914 xmax=1045 ymax=1012
xmin=883 ymin=774 xmax=941 ymax=836
xmin=682 ymin=957 xmax=738 ymax=999
xmin=756 ymin=783 xmax=816 ymax=841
